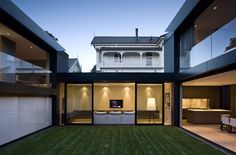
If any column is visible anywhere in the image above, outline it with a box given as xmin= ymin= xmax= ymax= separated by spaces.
xmin=101 ymin=51 xmax=104 ymax=66
xmin=173 ymin=81 xmax=182 ymax=127
xmin=120 ymin=52 xmax=123 ymax=67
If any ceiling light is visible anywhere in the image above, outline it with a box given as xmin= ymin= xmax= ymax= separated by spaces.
xmin=213 ymin=6 xmax=217 ymax=10
xmin=6 ymin=32 xmax=10 ymax=36
xmin=30 ymin=46 xmax=33 ymax=49
xmin=194 ymin=24 xmax=197 ymax=28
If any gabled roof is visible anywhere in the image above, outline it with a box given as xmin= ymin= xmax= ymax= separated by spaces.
xmin=68 ymin=58 xmax=78 ymax=69
xmin=91 ymin=36 xmax=160 ymax=45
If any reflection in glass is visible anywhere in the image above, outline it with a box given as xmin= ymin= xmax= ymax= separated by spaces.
xmin=137 ymin=84 xmax=163 ymax=124
xmin=66 ymin=84 xmax=92 ymax=124
xmin=0 ymin=51 xmax=51 ymax=87
xmin=180 ymin=0 xmax=236 ymax=71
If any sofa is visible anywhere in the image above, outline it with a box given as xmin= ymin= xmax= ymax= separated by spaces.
xmin=94 ymin=111 xmax=135 ymax=124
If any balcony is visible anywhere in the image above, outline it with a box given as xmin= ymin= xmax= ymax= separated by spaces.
xmin=0 ymin=51 xmax=51 ymax=87
xmin=98 ymin=62 xmax=162 ymax=68
xmin=180 ymin=17 xmax=236 ymax=71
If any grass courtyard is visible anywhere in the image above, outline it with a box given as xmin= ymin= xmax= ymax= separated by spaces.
xmin=0 ymin=126 xmax=225 ymax=155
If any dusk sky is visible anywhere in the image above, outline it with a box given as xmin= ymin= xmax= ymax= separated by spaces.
xmin=12 ymin=0 xmax=185 ymax=72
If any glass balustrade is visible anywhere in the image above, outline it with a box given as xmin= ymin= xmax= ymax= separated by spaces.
xmin=180 ymin=18 xmax=236 ymax=71
xmin=0 ymin=51 xmax=51 ymax=87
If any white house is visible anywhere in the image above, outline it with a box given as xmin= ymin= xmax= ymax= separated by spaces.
xmin=68 ymin=58 xmax=81 ymax=73
xmin=91 ymin=29 xmax=165 ymax=72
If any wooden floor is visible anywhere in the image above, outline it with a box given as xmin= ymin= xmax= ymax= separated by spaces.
xmin=182 ymin=122 xmax=236 ymax=153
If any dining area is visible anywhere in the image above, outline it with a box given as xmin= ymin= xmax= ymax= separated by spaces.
xmin=220 ymin=114 xmax=236 ymax=133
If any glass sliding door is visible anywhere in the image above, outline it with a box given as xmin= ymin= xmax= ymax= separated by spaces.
xmin=137 ymin=84 xmax=163 ymax=124
xmin=94 ymin=83 xmax=135 ymax=125
xmin=66 ymin=84 xmax=92 ymax=124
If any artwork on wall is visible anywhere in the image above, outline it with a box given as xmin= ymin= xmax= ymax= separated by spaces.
xmin=165 ymin=93 xmax=171 ymax=109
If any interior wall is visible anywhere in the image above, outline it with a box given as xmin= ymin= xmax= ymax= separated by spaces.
xmin=67 ymin=84 xmax=92 ymax=113
xmin=94 ymin=84 xmax=135 ymax=111
xmin=183 ymin=86 xmax=220 ymax=109
xmin=137 ymin=84 xmax=163 ymax=112
xmin=231 ymin=85 xmax=236 ymax=116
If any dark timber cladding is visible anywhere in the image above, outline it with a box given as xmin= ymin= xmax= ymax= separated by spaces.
xmin=57 ymin=73 xmax=175 ymax=83
xmin=0 ymin=82 xmax=57 ymax=96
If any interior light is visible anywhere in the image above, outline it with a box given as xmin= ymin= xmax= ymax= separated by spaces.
xmin=103 ymin=87 xmax=109 ymax=91
xmin=30 ymin=46 xmax=33 ymax=49
xmin=6 ymin=32 xmax=10 ymax=36
xmin=213 ymin=6 xmax=217 ymax=10
xmin=194 ymin=24 xmax=197 ymax=28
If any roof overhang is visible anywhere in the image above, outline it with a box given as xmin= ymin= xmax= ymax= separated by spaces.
xmin=0 ymin=0 xmax=66 ymax=53
xmin=165 ymin=0 xmax=200 ymax=33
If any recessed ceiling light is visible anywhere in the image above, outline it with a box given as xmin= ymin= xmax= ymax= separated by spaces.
xmin=6 ymin=32 xmax=10 ymax=36
xmin=30 ymin=46 xmax=33 ymax=49
xmin=194 ymin=24 xmax=197 ymax=28
xmin=213 ymin=6 xmax=217 ymax=10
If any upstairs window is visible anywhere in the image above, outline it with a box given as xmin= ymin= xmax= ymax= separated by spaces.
xmin=114 ymin=53 xmax=120 ymax=63
xmin=146 ymin=53 xmax=152 ymax=66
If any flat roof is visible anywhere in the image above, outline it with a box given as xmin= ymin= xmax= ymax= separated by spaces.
xmin=0 ymin=0 xmax=65 ymax=52
xmin=165 ymin=0 xmax=200 ymax=33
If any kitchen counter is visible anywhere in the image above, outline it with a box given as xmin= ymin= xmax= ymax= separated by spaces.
xmin=186 ymin=109 xmax=231 ymax=124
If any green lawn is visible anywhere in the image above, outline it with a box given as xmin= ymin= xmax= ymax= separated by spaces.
xmin=0 ymin=126 xmax=225 ymax=155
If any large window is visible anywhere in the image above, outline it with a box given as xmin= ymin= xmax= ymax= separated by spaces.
xmin=146 ymin=53 xmax=152 ymax=66
xmin=93 ymin=83 xmax=135 ymax=125
xmin=180 ymin=0 xmax=236 ymax=71
xmin=66 ymin=84 xmax=92 ymax=124
xmin=137 ymin=84 xmax=163 ymax=124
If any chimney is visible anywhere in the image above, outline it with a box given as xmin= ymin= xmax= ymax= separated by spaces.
xmin=135 ymin=28 xmax=138 ymax=42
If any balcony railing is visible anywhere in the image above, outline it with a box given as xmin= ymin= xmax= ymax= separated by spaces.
xmin=180 ymin=18 xmax=236 ymax=71
xmin=98 ymin=62 xmax=162 ymax=68
xmin=0 ymin=51 xmax=51 ymax=87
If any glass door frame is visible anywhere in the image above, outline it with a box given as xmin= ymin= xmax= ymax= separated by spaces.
xmin=135 ymin=82 xmax=165 ymax=125
xmin=64 ymin=82 xmax=94 ymax=125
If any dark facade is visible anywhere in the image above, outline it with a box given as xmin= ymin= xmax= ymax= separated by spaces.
xmin=1 ymin=0 xmax=236 ymax=148
xmin=0 ymin=0 xmax=68 ymax=146
xmin=165 ymin=0 xmax=236 ymax=126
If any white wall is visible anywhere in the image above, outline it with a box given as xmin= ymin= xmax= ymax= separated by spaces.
xmin=123 ymin=53 xmax=140 ymax=66
xmin=98 ymin=50 xmax=164 ymax=72
xmin=103 ymin=53 xmax=120 ymax=65
xmin=0 ymin=97 xmax=52 ymax=145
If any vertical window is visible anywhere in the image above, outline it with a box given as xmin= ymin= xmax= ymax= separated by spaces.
xmin=137 ymin=84 xmax=163 ymax=124
xmin=146 ymin=53 xmax=152 ymax=66
xmin=114 ymin=53 xmax=121 ymax=63
xmin=66 ymin=84 xmax=92 ymax=124
xmin=114 ymin=53 xmax=118 ymax=62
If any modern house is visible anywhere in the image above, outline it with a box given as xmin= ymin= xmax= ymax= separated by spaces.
xmin=0 ymin=0 xmax=68 ymax=146
xmin=91 ymin=29 xmax=165 ymax=72
xmin=1 ymin=0 xmax=236 ymax=153
xmin=68 ymin=58 xmax=81 ymax=73
xmin=164 ymin=0 xmax=236 ymax=151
